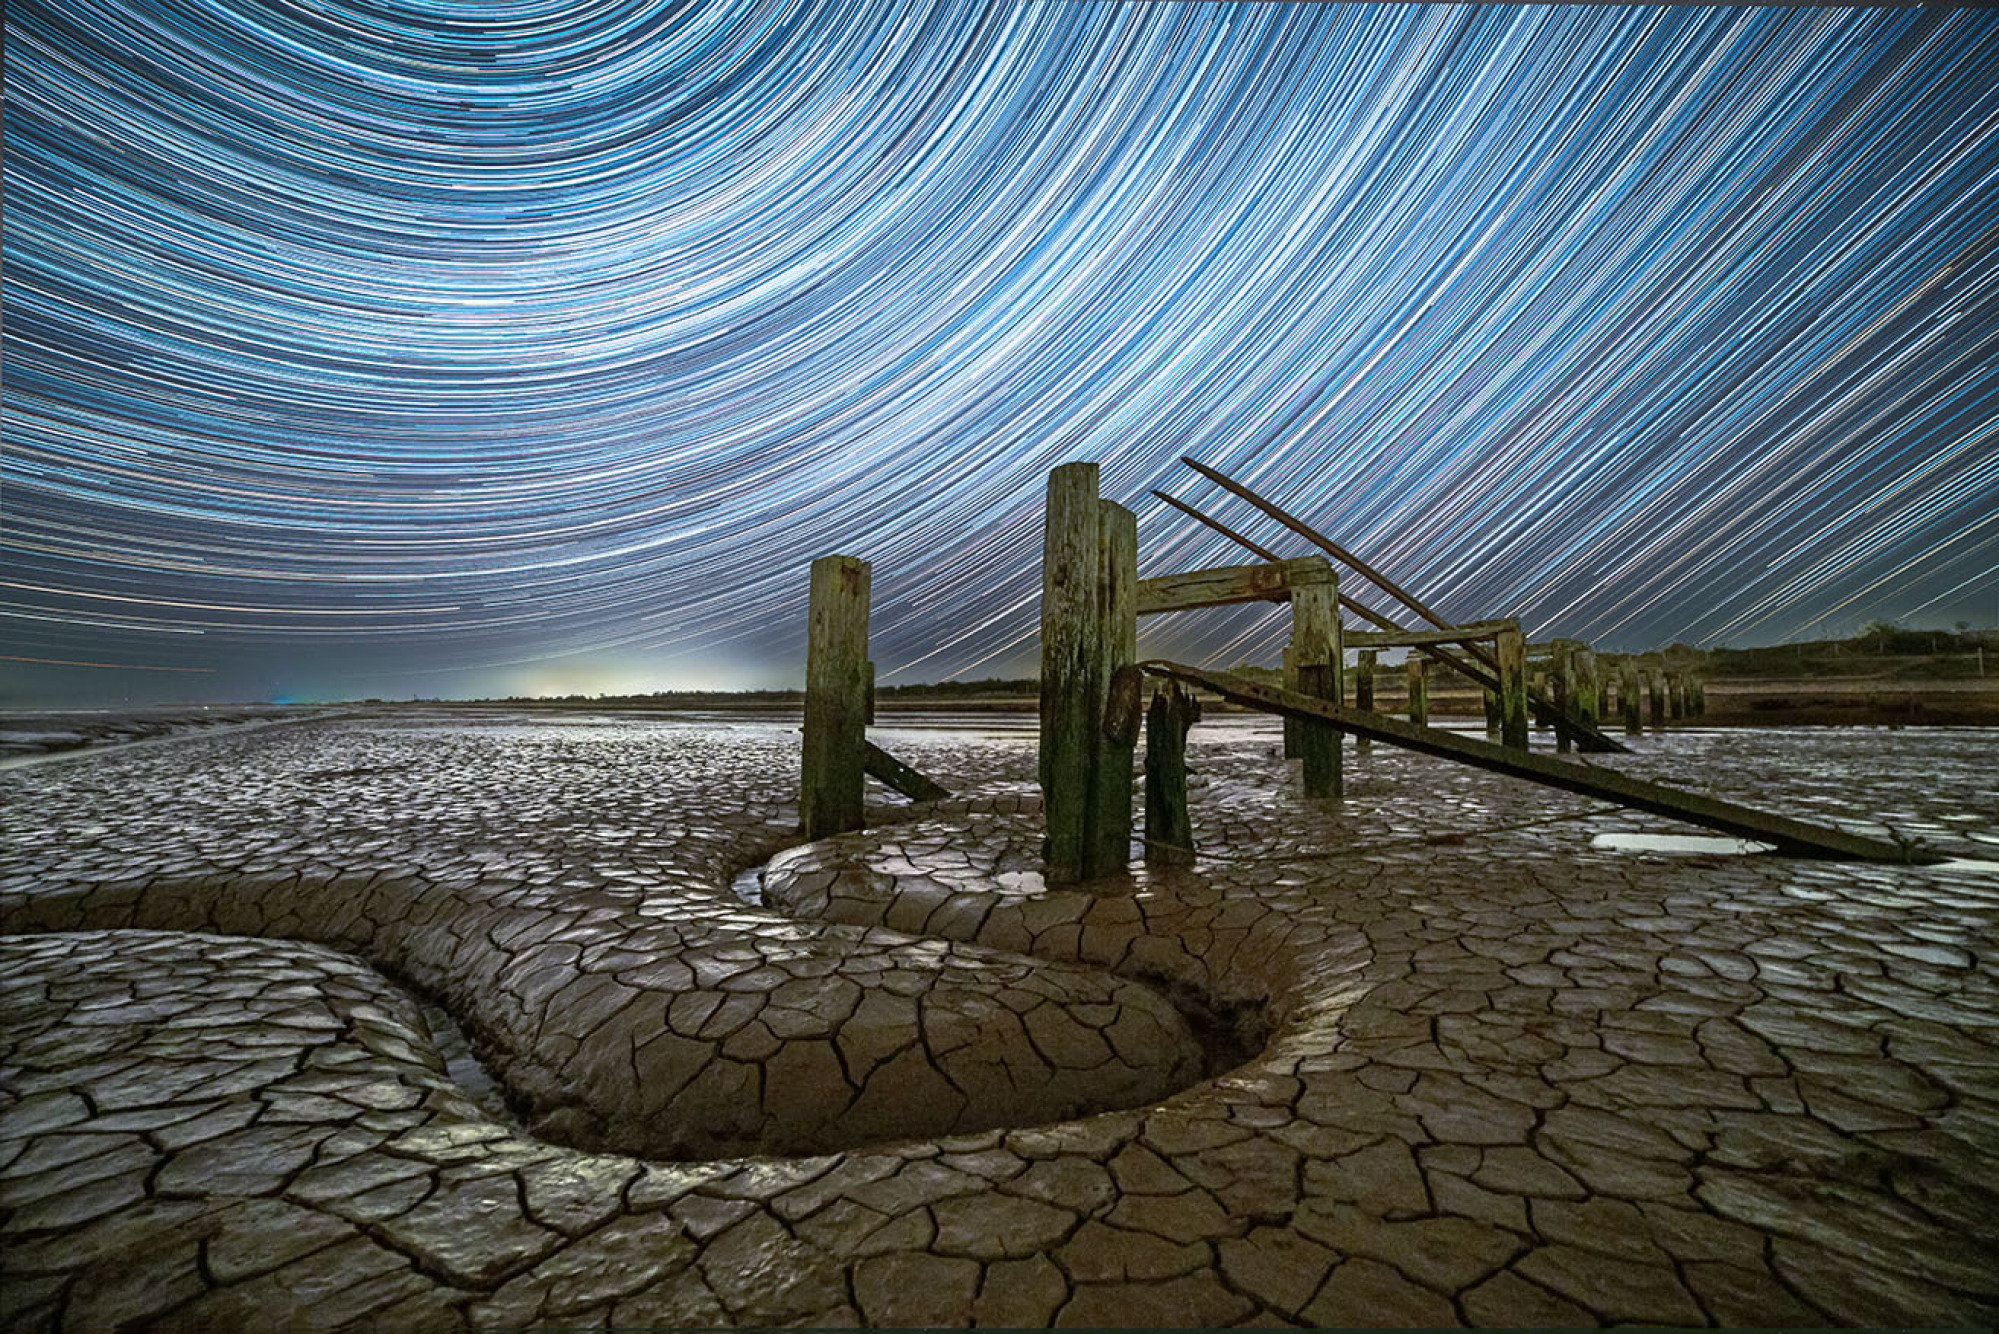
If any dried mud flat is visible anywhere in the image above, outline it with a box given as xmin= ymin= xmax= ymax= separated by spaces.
xmin=1 ymin=713 xmax=1994 ymax=1329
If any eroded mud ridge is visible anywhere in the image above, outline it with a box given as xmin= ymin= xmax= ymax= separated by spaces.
xmin=1 ymin=714 xmax=1995 ymax=1329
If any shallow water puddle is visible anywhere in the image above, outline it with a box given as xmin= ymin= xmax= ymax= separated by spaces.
xmin=1593 ymin=832 xmax=1774 ymax=856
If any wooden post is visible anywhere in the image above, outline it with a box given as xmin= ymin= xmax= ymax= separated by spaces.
xmin=1482 ymin=685 xmax=1500 ymax=735
xmin=1693 ymin=676 xmax=1707 ymax=716
xmin=1666 ymin=671 xmax=1684 ymax=721
xmin=1551 ymin=643 xmax=1573 ymax=754
xmin=1355 ymin=649 xmax=1376 ymax=753
xmin=1578 ymin=649 xmax=1601 ymax=727
xmin=1144 ymin=683 xmax=1198 ymax=866
xmin=1281 ymin=645 xmax=1300 ymax=759
xmin=802 ymin=554 xmax=871 ymax=840
xmin=1290 ymin=558 xmax=1341 ymax=797
xmin=1405 ymin=657 xmax=1428 ymax=728
xmin=1093 ymin=500 xmax=1138 ymax=874
xmin=1648 ymin=667 xmax=1667 ymax=728
xmin=1621 ymin=661 xmax=1643 ymax=735
xmin=1496 ymin=625 xmax=1528 ymax=752
xmin=1041 ymin=464 xmax=1103 ymax=884
xmin=1039 ymin=464 xmax=1136 ymax=884
xmin=1532 ymin=670 xmax=1551 ymax=729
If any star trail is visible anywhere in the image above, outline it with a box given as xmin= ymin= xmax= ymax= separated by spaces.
xmin=4 ymin=1 xmax=1996 ymax=704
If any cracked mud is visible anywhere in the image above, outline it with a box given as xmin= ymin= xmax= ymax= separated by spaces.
xmin=1 ymin=713 xmax=1994 ymax=1328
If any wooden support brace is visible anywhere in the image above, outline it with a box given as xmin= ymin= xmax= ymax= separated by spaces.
xmin=1136 ymin=662 xmax=1942 ymax=865
xmin=802 ymin=554 xmax=871 ymax=840
xmin=863 ymin=741 xmax=949 ymax=803
xmin=1344 ymin=618 xmax=1517 ymax=649
xmin=1136 ymin=558 xmax=1322 ymax=615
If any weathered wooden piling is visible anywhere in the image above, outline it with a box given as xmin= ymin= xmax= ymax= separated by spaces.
xmin=1550 ymin=643 xmax=1573 ymax=754
xmin=1144 ymin=682 xmax=1198 ymax=866
xmin=1496 ymin=625 xmax=1528 ymax=751
xmin=1648 ymin=667 xmax=1667 ymax=728
xmin=1482 ymin=685 xmax=1500 ymax=735
xmin=1666 ymin=671 xmax=1684 ymax=721
xmin=802 ymin=554 xmax=871 ymax=840
xmin=1579 ymin=648 xmax=1601 ymax=727
xmin=1621 ymin=660 xmax=1643 ymax=734
xmin=1281 ymin=646 xmax=1300 ymax=759
xmin=1354 ymin=649 xmax=1376 ymax=753
xmin=1405 ymin=656 xmax=1428 ymax=728
xmin=1039 ymin=464 xmax=1136 ymax=883
xmin=1094 ymin=501 xmax=1138 ymax=871
xmin=1290 ymin=558 xmax=1342 ymax=797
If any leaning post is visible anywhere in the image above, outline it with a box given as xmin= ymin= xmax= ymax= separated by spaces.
xmin=1496 ymin=624 xmax=1529 ymax=751
xmin=801 ymin=554 xmax=871 ymax=840
xmin=1354 ymin=649 xmax=1377 ymax=753
xmin=1290 ymin=558 xmax=1342 ymax=798
xmin=1144 ymin=683 xmax=1199 ymax=866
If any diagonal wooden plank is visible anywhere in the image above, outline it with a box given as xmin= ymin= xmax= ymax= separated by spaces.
xmin=1137 ymin=661 xmax=1938 ymax=864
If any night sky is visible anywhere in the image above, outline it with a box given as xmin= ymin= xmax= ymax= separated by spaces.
xmin=4 ymin=2 xmax=1995 ymax=706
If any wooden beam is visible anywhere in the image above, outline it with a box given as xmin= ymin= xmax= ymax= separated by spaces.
xmin=1345 ymin=618 xmax=1518 ymax=649
xmin=863 ymin=742 xmax=948 ymax=802
xmin=801 ymin=554 xmax=870 ymax=840
xmin=1154 ymin=489 xmax=1495 ymax=689
xmin=1135 ymin=662 xmax=1942 ymax=865
xmin=1135 ymin=558 xmax=1322 ymax=615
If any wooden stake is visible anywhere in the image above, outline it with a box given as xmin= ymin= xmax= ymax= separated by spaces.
xmin=1092 ymin=499 xmax=1138 ymax=875
xmin=802 ymin=554 xmax=871 ymax=840
xmin=1552 ymin=642 xmax=1573 ymax=754
xmin=1281 ymin=645 xmax=1300 ymax=759
xmin=1144 ymin=683 xmax=1198 ymax=866
xmin=1496 ymin=625 xmax=1528 ymax=751
xmin=1355 ymin=649 xmax=1376 ymax=753
xmin=1290 ymin=558 xmax=1341 ymax=797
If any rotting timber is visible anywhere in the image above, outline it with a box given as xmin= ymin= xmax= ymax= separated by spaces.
xmin=1132 ymin=660 xmax=1942 ymax=865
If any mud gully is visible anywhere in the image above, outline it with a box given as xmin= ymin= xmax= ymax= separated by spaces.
xmin=2 ymin=461 xmax=1993 ymax=1329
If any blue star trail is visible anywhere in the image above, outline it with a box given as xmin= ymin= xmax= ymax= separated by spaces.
xmin=4 ymin=1 xmax=1996 ymax=703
